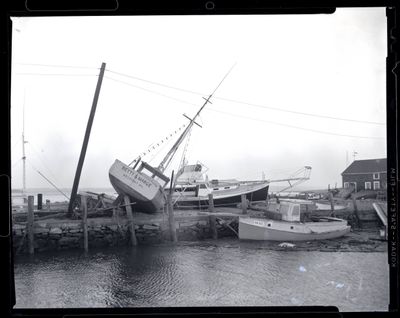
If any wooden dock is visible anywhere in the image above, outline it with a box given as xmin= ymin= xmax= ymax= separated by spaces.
xmin=12 ymin=194 xmax=246 ymax=254
xmin=12 ymin=193 xmax=388 ymax=255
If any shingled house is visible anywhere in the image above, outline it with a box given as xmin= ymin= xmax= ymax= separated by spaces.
xmin=341 ymin=158 xmax=387 ymax=192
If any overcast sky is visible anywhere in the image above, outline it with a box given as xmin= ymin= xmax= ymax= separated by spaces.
xmin=10 ymin=8 xmax=387 ymax=191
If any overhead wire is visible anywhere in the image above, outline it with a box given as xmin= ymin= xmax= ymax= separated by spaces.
xmin=15 ymin=62 xmax=99 ymax=70
xmin=14 ymin=73 xmax=98 ymax=77
xmin=206 ymin=108 xmax=385 ymax=140
xmin=106 ymin=69 xmax=201 ymax=96
xmin=104 ymin=75 xmax=199 ymax=107
xmin=105 ymin=68 xmax=385 ymax=126
xmin=104 ymin=74 xmax=385 ymax=140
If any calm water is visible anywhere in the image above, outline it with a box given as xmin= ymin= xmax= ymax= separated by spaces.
xmin=14 ymin=239 xmax=389 ymax=311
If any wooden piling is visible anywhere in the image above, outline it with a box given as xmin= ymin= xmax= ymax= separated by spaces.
xmin=112 ymin=207 xmax=117 ymax=220
xmin=81 ymin=195 xmax=88 ymax=252
xmin=241 ymin=194 xmax=247 ymax=214
xmin=124 ymin=196 xmax=137 ymax=246
xmin=27 ymin=196 xmax=34 ymax=254
xmin=352 ymin=196 xmax=361 ymax=227
xmin=37 ymin=193 xmax=43 ymax=210
xmin=208 ymin=193 xmax=215 ymax=212
xmin=167 ymin=193 xmax=177 ymax=243
xmin=328 ymin=192 xmax=335 ymax=217
xmin=210 ymin=215 xmax=218 ymax=240
xmin=45 ymin=199 xmax=50 ymax=211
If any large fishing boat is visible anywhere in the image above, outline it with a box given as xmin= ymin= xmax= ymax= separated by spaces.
xmin=109 ymin=68 xmax=236 ymax=213
xmin=169 ymin=163 xmax=269 ymax=209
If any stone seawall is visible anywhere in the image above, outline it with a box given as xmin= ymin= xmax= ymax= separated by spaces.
xmin=13 ymin=215 xmax=238 ymax=254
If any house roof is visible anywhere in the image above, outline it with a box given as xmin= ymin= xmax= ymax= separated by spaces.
xmin=342 ymin=158 xmax=387 ymax=175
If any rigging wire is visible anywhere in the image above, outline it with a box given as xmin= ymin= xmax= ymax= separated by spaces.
xmin=147 ymin=135 xmax=175 ymax=165
xmin=106 ymin=69 xmax=201 ymax=96
xmin=25 ymin=160 xmax=70 ymax=200
xmin=104 ymin=76 xmax=199 ymax=107
xmin=104 ymin=75 xmax=385 ymax=140
xmin=12 ymin=158 xmax=22 ymax=168
xmin=213 ymin=96 xmax=386 ymax=126
xmin=26 ymin=141 xmax=59 ymax=184
xmin=105 ymin=68 xmax=385 ymax=126
xmin=128 ymin=123 xmax=187 ymax=166
xmin=11 ymin=139 xmax=22 ymax=158
xmin=206 ymin=108 xmax=385 ymax=140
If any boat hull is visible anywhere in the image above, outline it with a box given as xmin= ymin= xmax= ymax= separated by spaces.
xmin=109 ymin=159 xmax=165 ymax=213
xmin=174 ymin=184 xmax=269 ymax=209
xmin=239 ymin=217 xmax=350 ymax=241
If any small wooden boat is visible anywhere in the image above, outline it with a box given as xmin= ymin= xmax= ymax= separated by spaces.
xmin=239 ymin=201 xmax=350 ymax=241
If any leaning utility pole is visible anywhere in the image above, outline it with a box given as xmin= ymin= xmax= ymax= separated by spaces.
xmin=68 ymin=62 xmax=106 ymax=215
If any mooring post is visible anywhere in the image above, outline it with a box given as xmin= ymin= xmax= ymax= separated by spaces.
xmin=81 ymin=195 xmax=89 ymax=252
xmin=167 ymin=170 xmax=177 ymax=243
xmin=208 ymin=193 xmax=218 ymax=239
xmin=37 ymin=193 xmax=42 ymax=210
xmin=208 ymin=193 xmax=215 ymax=212
xmin=210 ymin=215 xmax=218 ymax=240
xmin=328 ymin=192 xmax=335 ymax=217
xmin=124 ymin=196 xmax=137 ymax=246
xmin=241 ymin=194 xmax=247 ymax=214
xmin=112 ymin=207 xmax=117 ymax=220
xmin=352 ymin=196 xmax=361 ymax=227
xmin=46 ymin=199 xmax=51 ymax=211
xmin=27 ymin=195 xmax=34 ymax=254
xmin=167 ymin=193 xmax=178 ymax=243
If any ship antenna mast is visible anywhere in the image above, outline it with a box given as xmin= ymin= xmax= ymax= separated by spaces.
xmin=157 ymin=63 xmax=236 ymax=173
xmin=22 ymin=90 xmax=27 ymax=196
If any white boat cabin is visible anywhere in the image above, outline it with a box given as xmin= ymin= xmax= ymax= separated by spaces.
xmin=279 ymin=202 xmax=301 ymax=222
xmin=171 ymin=163 xmax=242 ymax=197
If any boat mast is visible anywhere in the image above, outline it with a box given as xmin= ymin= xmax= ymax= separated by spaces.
xmin=22 ymin=90 xmax=27 ymax=196
xmin=157 ymin=64 xmax=236 ymax=173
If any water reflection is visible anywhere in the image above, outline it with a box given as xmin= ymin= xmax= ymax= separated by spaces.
xmin=14 ymin=240 xmax=389 ymax=311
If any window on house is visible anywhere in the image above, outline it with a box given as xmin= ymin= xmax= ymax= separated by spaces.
xmin=373 ymin=181 xmax=380 ymax=190
xmin=365 ymin=182 xmax=372 ymax=190
xmin=344 ymin=182 xmax=349 ymax=188
xmin=373 ymin=173 xmax=380 ymax=180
